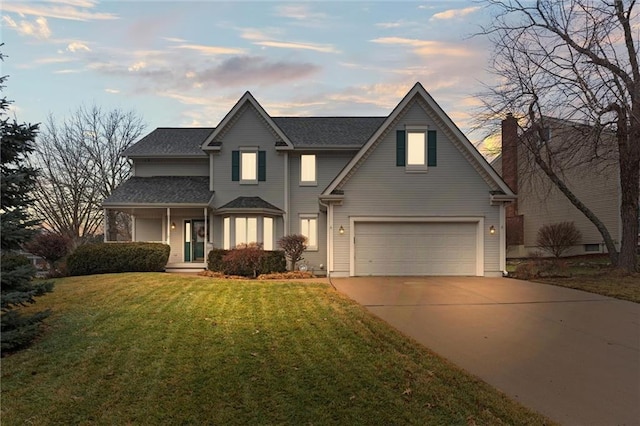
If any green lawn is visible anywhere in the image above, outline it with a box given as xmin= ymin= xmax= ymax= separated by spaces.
xmin=1 ymin=273 xmax=552 ymax=425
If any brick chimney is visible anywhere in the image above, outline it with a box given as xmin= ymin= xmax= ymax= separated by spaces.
xmin=501 ymin=113 xmax=518 ymax=217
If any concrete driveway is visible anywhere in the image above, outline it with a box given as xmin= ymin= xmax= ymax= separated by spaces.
xmin=331 ymin=276 xmax=640 ymax=426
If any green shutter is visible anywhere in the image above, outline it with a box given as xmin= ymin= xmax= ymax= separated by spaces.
xmin=427 ymin=130 xmax=437 ymax=167
xmin=231 ymin=151 xmax=240 ymax=181
xmin=258 ymin=151 xmax=266 ymax=181
xmin=396 ymin=130 xmax=406 ymax=166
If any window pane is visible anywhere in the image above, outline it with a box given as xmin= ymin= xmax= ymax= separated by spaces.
xmin=241 ymin=152 xmax=257 ymax=180
xmin=235 ymin=217 xmax=246 ymax=245
xmin=223 ymin=218 xmax=230 ymax=249
xmin=263 ymin=217 xmax=273 ymax=251
xmin=185 ymin=221 xmax=191 ymax=243
xmin=247 ymin=217 xmax=257 ymax=243
xmin=300 ymin=219 xmax=309 ymax=241
xmin=407 ymin=132 xmax=425 ymax=165
xmin=308 ymin=218 xmax=317 ymax=248
xmin=301 ymin=155 xmax=316 ymax=182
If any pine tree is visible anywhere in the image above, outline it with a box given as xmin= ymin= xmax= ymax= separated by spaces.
xmin=1 ymin=46 xmax=54 ymax=354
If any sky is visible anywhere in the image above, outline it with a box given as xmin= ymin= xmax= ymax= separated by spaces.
xmin=1 ymin=0 xmax=501 ymax=150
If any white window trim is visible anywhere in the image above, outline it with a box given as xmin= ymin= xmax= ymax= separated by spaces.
xmin=300 ymin=214 xmax=318 ymax=251
xmin=405 ymin=125 xmax=428 ymax=173
xmin=240 ymin=147 xmax=258 ymax=185
xmin=300 ymin=154 xmax=317 ymax=186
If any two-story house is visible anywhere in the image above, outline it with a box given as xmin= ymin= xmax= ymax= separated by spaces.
xmin=103 ymin=83 xmax=515 ymax=276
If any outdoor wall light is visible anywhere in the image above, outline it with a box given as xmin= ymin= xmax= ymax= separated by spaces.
xmin=171 ymin=222 xmax=176 ymax=230
xmin=489 ymin=225 xmax=496 ymax=235
xmin=339 ymin=225 xmax=345 ymax=235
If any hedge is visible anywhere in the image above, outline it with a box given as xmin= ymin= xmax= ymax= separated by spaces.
xmin=67 ymin=243 xmax=170 ymax=276
xmin=207 ymin=248 xmax=286 ymax=277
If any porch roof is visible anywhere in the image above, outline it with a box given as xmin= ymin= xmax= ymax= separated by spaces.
xmin=103 ymin=176 xmax=214 ymax=207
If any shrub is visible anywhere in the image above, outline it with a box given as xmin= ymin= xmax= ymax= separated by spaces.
xmin=23 ymin=232 xmax=71 ymax=274
xmin=207 ymin=248 xmax=228 ymax=272
xmin=260 ymin=250 xmax=286 ymax=274
xmin=67 ymin=243 xmax=170 ymax=276
xmin=207 ymin=247 xmax=286 ymax=277
xmin=222 ymin=243 xmax=264 ymax=277
xmin=536 ymin=221 xmax=582 ymax=258
xmin=278 ymin=234 xmax=307 ymax=270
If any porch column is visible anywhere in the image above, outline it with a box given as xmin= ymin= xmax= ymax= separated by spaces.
xmin=204 ymin=207 xmax=209 ymax=263
xmin=103 ymin=208 xmax=108 ymax=242
xmin=166 ymin=207 xmax=171 ymax=245
xmin=131 ymin=214 xmax=136 ymax=242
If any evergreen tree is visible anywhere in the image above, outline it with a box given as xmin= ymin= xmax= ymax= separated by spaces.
xmin=1 ymin=47 xmax=54 ymax=354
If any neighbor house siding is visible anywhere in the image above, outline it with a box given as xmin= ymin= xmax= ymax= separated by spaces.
xmin=517 ymin=156 xmax=620 ymax=256
xmin=211 ymin=104 xmax=285 ymax=210
xmin=331 ymin=100 xmax=501 ymax=276
xmin=289 ymin=151 xmax=354 ymax=271
xmin=134 ymin=158 xmax=209 ymax=177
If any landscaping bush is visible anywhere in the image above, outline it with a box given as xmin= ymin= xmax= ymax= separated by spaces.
xmin=260 ymin=250 xmax=286 ymax=274
xmin=222 ymin=243 xmax=264 ymax=277
xmin=536 ymin=221 xmax=582 ymax=258
xmin=278 ymin=234 xmax=307 ymax=270
xmin=67 ymin=243 xmax=170 ymax=276
xmin=207 ymin=246 xmax=286 ymax=277
xmin=207 ymin=248 xmax=228 ymax=272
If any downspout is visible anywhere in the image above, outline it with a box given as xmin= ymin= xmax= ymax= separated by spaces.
xmin=500 ymin=203 xmax=507 ymax=276
xmin=284 ymin=151 xmax=289 ymax=235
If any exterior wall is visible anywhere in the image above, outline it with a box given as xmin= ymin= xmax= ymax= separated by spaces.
xmin=288 ymin=151 xmax=354 ymax=272
xmin=210 ymin=104 xmax=285 ymax=210
xmin=134 ymin=158 xmax=209 ymax=177
xmin=330 ymin=100 xmax=502 ymax=276
xmin=514 ymin=157 xmax=620 ymax=257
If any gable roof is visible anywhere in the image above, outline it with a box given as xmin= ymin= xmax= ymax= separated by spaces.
xmin=321 ymin=82 xmax=517 ymax=199
xmin=102 ymin=176 xmax=214 ymax=207
xmin=123 ymin=128 xmax=213 ymax=158
xmin=202 ymin=91 xmax=294 ymax=151
xmin=272 ymin=117 xmax=385 ymax=148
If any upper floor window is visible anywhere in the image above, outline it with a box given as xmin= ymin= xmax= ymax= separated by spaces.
xmin=300 ymin=154 xmax=316 ymax=185
xmin=396 ymin=128 xmax=437 ymax=171
xmin=232 ymin=149 xmax=266 ymax=183
xmin=242 ymin=151 xmax=257 ymax=182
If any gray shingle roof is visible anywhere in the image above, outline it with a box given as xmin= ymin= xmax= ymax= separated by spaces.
xmin=218 ymin=196 xmax=283 ymax=212
xmin=123 ymin=128 xmax=214 ymax=157
xmin=103 ymin=176 xmax=213 ymax=205
xmin=272 ymin=117 xmax=386 ymax=147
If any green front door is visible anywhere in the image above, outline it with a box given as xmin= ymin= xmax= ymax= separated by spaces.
xmin=184 ymin=220 xmax=206 ymax=262
xmin=192 ymin=220 xmax=205 ymax=261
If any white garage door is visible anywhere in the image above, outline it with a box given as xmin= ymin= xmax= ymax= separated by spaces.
xmin=354 ymin=222 xmax=478 ymax=276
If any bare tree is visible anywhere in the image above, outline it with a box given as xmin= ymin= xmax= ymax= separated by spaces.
xmin=480 ymin=0 xmax=639 ymax=272
xmin=30 ymin=105 xmax=145 ymax=246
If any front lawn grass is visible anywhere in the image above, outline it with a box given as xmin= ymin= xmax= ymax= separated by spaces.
xmin=1 ymin=273 xmax=552 ymax=425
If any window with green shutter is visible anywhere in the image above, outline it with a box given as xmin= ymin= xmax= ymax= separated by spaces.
xmin=258 ymin=151 xmax=266 ymax=181
xmin=231 ymin=151 xmax=240 ymax=181
xmin=396 ymin=130 xmax=406 ymax=166
xmin=427 ymin=130 xmax=437 ymax=167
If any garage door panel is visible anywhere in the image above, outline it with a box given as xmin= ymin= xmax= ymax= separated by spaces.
xmin=354 ymin=222 xmax=477 ymax=276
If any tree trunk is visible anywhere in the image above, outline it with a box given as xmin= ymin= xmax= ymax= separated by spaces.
xmin=617 ymin=106 xmax=640 ymax=273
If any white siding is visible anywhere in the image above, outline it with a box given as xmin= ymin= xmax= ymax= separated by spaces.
xmin=134 ymin=158 xmax=209 ymax=177
xmin=331 ymin=100 xmax=502 ymax=276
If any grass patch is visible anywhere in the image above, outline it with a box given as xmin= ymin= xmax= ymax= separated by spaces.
xmin=1 ymin=273 xmax=552 ymax=425
xmin=508 ymin=255 xmax=640 ymax=303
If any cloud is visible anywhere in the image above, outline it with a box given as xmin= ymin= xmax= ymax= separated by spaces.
xmin=128 ymin=61 xmax=147 ymax=72
xmin=275 ymin=4 xmax=327 ymax=21
xmin=105 ymin=88 xmax=120 ymax=94
xmin=431 ymin=6 xmax=481 ymax=21
xmin=195 ymin=56 xmax=321 ymax=87
xmin=370 ymin=37 xmax=472 ymax=57
xmin=171 ymin=43 xmax=245 ymax=56
xmin=2 ymin=0 xmax=118 ymax=21
xmin=255 ymin=40 xmax=339 ymax=54
xmin=2 ymin=15 xmax=52 ymax=39
xmin=67 ymin=41 xmax=91 ymax=52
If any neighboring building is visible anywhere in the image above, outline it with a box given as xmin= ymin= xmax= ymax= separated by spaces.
xmin=103 ymin=83 xmax=515 ymax=276
xmin=493 ymin=114 xmax=624 ymax=257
